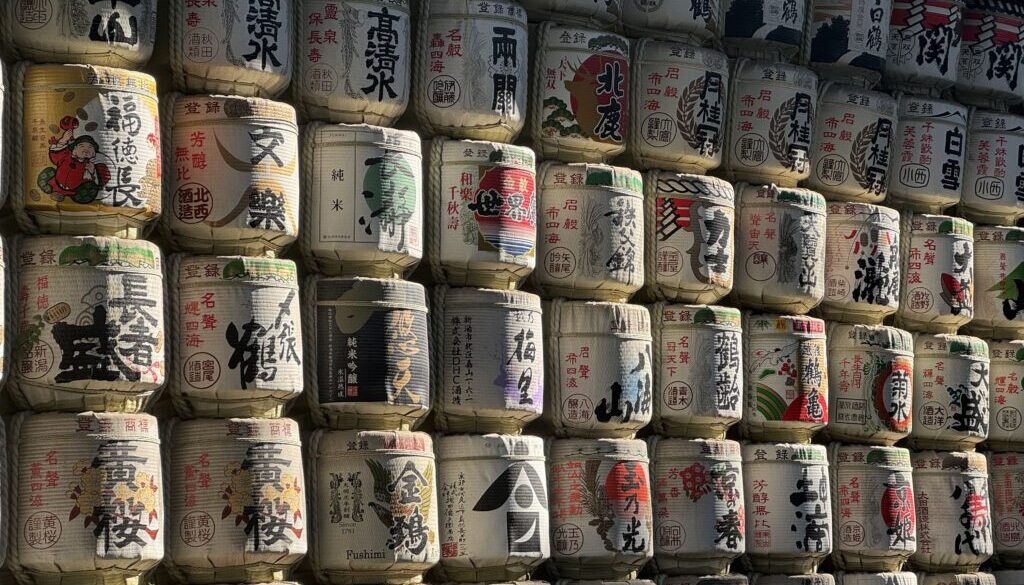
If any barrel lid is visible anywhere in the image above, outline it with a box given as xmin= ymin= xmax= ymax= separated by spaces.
xmin=436 ymin=137 xmax=536 ymax=168
xmin=18 ymin=235 xmax=162 ymax=271
xmin=173 ymin=94 xmax=296 ymax=124
xmin=751 ymin=575 xmax=835 ymax=585
xmin=657 ymin=304 xmax=742 ymax=329
xmin=548 ymin=438 xmax=648 ymax=461
xmin=826 ymin=202 xmax=900 ymax=226
xmin=917 ymin=574 xmax=996 ymax=585
xmin=24 ymin=63 xmax=157 ymax=95
xmin=637 ymin=40 xmax=729 ymax=72
xmin=987 ymin=339 xmax=1024 ymax=362
xmin=651 ymin=437 xmax=741 ymax=461
xmin=314 ymin=276 xmax=427 ymax=311
xmin=177 ymin=255 xmax=298 ymax=287
xmin=904 ymin=213 xmax=973 ymax=238
xmin=312 ymin=123 xmax=421 ymax=154
xmin=437 ymin=434 xmax=545 ymax=461
xmin=427 ymin=0 xmax=528 ymax=22
xmin=744 ymin=312 xmax=826 ymax=338
xmin=834 ymin=573 xmax=917 ymax=585
xmin=910 ymin=449 xmax=988 ymax=474
xmin=897 ymin=95 xmax=968 ymax=123
xmin=549 ymin=300 xmax=651 ymax=338
xmin=658 ymin=576 xmax=749 ymax=585
xmin=540 ymin=161 xmax=643 ymax=195
xmin=970 ymin=111 xmax=1024 ymax=133
xmin=988 ymin=451 xmax=1024 ymax=470
xmin=539 ymin=22 xmax=629 ymax=57
xmin=173 ymin=417 xmax=302 ymax=447
xmin=827 ymin=323 xmax=914 ymax=354
xmin=820 ymin=83 xmax=897 ymax=116
xmin=913 ymin=333 xmax=988 ymax=360
xmin=965 ymin=0 xmax=1024 ymax=18
xmin=648 ymin=171 xmax=734 ymax=206
xmin=738 ymin=184 xmax=827 ymax=213
xmin=830 ymin=444 xmax=912 ymax=471
xmin=315 ymin=429 xmax=435 ymax=457
xmin=441 ymin=287 xmax=542 ymax=312
xmin=20 ymin=412 xmax=160 ymax=443
xmin=732 ymin=59 xmax=819 ymax=91
xmin=741 ymin=442 xmax=828 ymax=464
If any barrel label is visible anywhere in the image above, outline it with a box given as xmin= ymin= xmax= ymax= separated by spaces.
xmin=808 ymin=0 xmax=891 ymax=72
xmin=13 ymin=0 xmax=156 ymax=58
xmin=887 ymin=0 xmax=963 ymax=85
xmin=658 ymin=314 xmax=742 ymax=422
xmin=729 ymin=70 xmax=815 ymax=175
xmin=900 ymin=218 xmax=975 ymax=322
xmin=810 ymin=92 xmax=896 ymax=199
xmin=558 ymin=336 xmax=653 ymax=429
xmin=367 ymin=459 xmax=435 ymax=554
xmin=745 ymin=325 xmax=828 ymax=425
xmin=957 ymin=7 xmax=1024 ymax=99
xmin=834 ymin=449 xmax=916 ymax=555
xmin=179 ymin=0 xmax=291 ymax=75
xmin=893 ymin=100 xmax=966 ymax=199
xmin=214 ymin=442 xmax=304 ymax=549
xmin=915 ymin=350 xmax=990 ymax=440
xmin=991 ymin=344 xmax=1024 ymax=439
xmin=964 ymin=115 xmax=1024 ymax=219
xmin=824 ymin=205 xmax=900 ymax=310
xmin=744 ymin=451 xmax=832 ymax=556
xmin=722 ymin=0 xmax=805 ymax=44
xmin=989 ymin=454 xmax=1024 ymax=552
xmin=653 ymin=456 xmax=744 ymax=554
xmin=654 ymin=176 xmax=733 ymax=288
xmin=914 ymin=462 xmax=992 ymax=559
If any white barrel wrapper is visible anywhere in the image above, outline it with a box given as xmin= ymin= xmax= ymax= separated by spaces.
xmin=548 ymin=438 xmax=653 ymax=579
xmin=887 ymin=96 xmax=968 ymax=213
xmin=967 ymin=226 xmax=1024 ymax=338
xmin=293 ymin=0 xmax=411 ymax=125
xmin=750 ymin=577 xmax=835 ymax=585
xmin=650 ymin=438 xmax=745 ymax=575
xmin=988 ymin=340 xmax=1024 ymax=451
xmin=651 ymin=304 xmax=743 ymax=439
xmin=719 ymin=0 xmax=809 ymax=61
xmin=301 ymin=123 xmax=423 ymax=278
xmin=804 ymin=0 xmax=893 ymax=88
xmin=954 ymin=1 xmax=1024 ymax=110
xmin=895 ymin=213 xmax=974 ymax=333
xmin=545 ymin=300 xmax=652 ymax=438
xmin=12 ymin=236 xmax=165 ymax=413
xmin=829 ymin=444 xmax=917 ymax=571
xmin=961 ymin=112 xmax=1024 ymax=224
xmin=723 ymin=60 xmax=818 ymax=187
xmin=622 ymin=0 xmax=721 ymax=43
xmin=918 ymin=576 xmax=996 ymax=585
xmin=833 ymin=573 xmax=917 ymax=585
xmin=989 ymin=453 xmax=1024 ymax=567
xmin=741 ymin=443 xmax=833 ymax=574
xmin=435 ymin=434 xmax=549 ymax=581
xmin=432 ymin=286 xmax=544 ymax=434
xmin=884 ymin=0 xmax=965 ymax=95
xmin=657 ymin=576 xmax=749 ymax=585
xmin=627 ymin=41 xmax=729 ymax=174
xmin=826 ymin=324 xmax=914 ymax=446
xmin=7 ymin=412 xmax=162 ymax=584
xmin=518 ymin=0 xmax=621 ymax=29
xmin=426 ymin=138 xmax=537 ymax=289
xmin=169 ymin=255 xmax=303 ymax=419
xmin=164 ymin=418 xmax=306 ymax=584
xmin=309 ymin=430 xmax=439 ymax=585
xmin=163 ymin=94 xmax=300 ymax=256
xmin=821 ymin=202 xmax=901 ymax=324
xmin=910 ymin=333 xmax=990 ymax=450
xmin=732 ymin=184 xmax=827 ymax=314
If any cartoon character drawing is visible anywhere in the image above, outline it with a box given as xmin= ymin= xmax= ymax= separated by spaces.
xmin=37 ymin=116 xmax=111 ymax=204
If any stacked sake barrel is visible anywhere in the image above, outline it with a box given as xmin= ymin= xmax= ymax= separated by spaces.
xmin=0 ymin=4 xmax=169 ymax=585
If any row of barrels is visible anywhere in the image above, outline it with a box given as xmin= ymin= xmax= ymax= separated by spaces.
xmin=4 ymin=412 xmax=1023 ymax=584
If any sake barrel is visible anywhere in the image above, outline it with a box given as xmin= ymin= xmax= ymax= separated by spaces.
xmin=833 ymin=574 xmax=918 ymax=585
xmin=627 ymin=41 xmax=729 ymax=174
xmin=301 ymin=123 xmax=423 ymax=278
xmin=954 ymin=0 xmax=1024 ymax=109
xmin=432 ymin=286 xmax=544 ymax=434
xmin=558 ymin=580 xmax=657 ymax=585
xmin=911 ymin=450 xmax=993 ymax=571
xmin=650 ymin=438 xmax=745 ymax=575
xmin=829 ymin=444 xmax=917 ymax=571
xmin=961 ymin=113 xmax=1024 ymax=225
xmin=910 ymin=333 xmax=990 ymax=450
xmin=3 ymin=1 xmax=156 ymax=67
xmin=741 ymin=443 xmax=833 ymax=574
xmin=724 ymin=61 xmax=819 ymax=186
xmin=821 ymin=203 xmax=901 ymax=324
xmin=989 ymin=452 xmax=1024 ymax=567
xmin=720 ymin=0 xmax=809 ymax=61
xmin=530 ymin=23 xmax=630 ymax=163
xmin=733 ymin=184 xmax=827 ymax=314
xmin=170 ymin=0 xmax=293 ymax=98
xmin=651 ymin=304 xmax=743 ymax=439
xmin=988 ymin=340 xmax=1024 ymax=451
xmin=518 ymin=0 xmax=621 ymax=29
xmin=12 ymin=236 xmax=165 ymax=413
xmin=12 ymin=63 xmax=160 ymax=238
xmin=435 ymin=434 xmax=549 ymax=581
xmin=305 ymin=277 xmax=430 ymax=430
xmin=742 ymin=314 xmax=829 ymax=443
xmin=426 ymin=138 xmax=537 ymax=289
xmin=884 ymin=0 xmax=966 ymax=94
xmin=169 ymin=255 xmax=303 ymax=419
xmin=293 ymin=0 xmax=411 ymax=125
xmin=548 ymin=438 xmax=653 ymax=578
xmin=163 ymin=94 xmax=299 ymax=256
xmin=643 ymin=172 xmax=735 ymax=304
xmin=826 ymin=324 xmax=914 ymax=445
xmin=164 ymin=418 xmax=306 ymax=584
xmin=804 ymin=0 xmax=893 ymax=87
xmin=887 ymin=96 xmax=968 ymax=213
xmin=8 ymin=412 xmax=162 ymax=582
xmin=994 ymin=571 xmax=1024 ymax=584
xmin=895 ymin=214 xmax=975 ymax=333
xmin=968 ymin=227 xmax=1024 ymax=338
xmin=918 ymin=576 xmax=996 ymax=585
xmin=308 ymin=430 xmax=439 ymax=585
xmin=805 ymin=86 xmax=898 ymax=203
xmin=657 ymin=576 xmax=749 ymax=585
xmin=622 ymin=0 xmax=721 ymax=43
xmin=544 ymin=300 xmax=653 ymax=438
xmin=413 ymin=0 xmax=527 ymax=142
xmin=750 ymin=578 xmax=835 ymax=585
xmin=535 ymin=162 xmax=644 ymax=302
